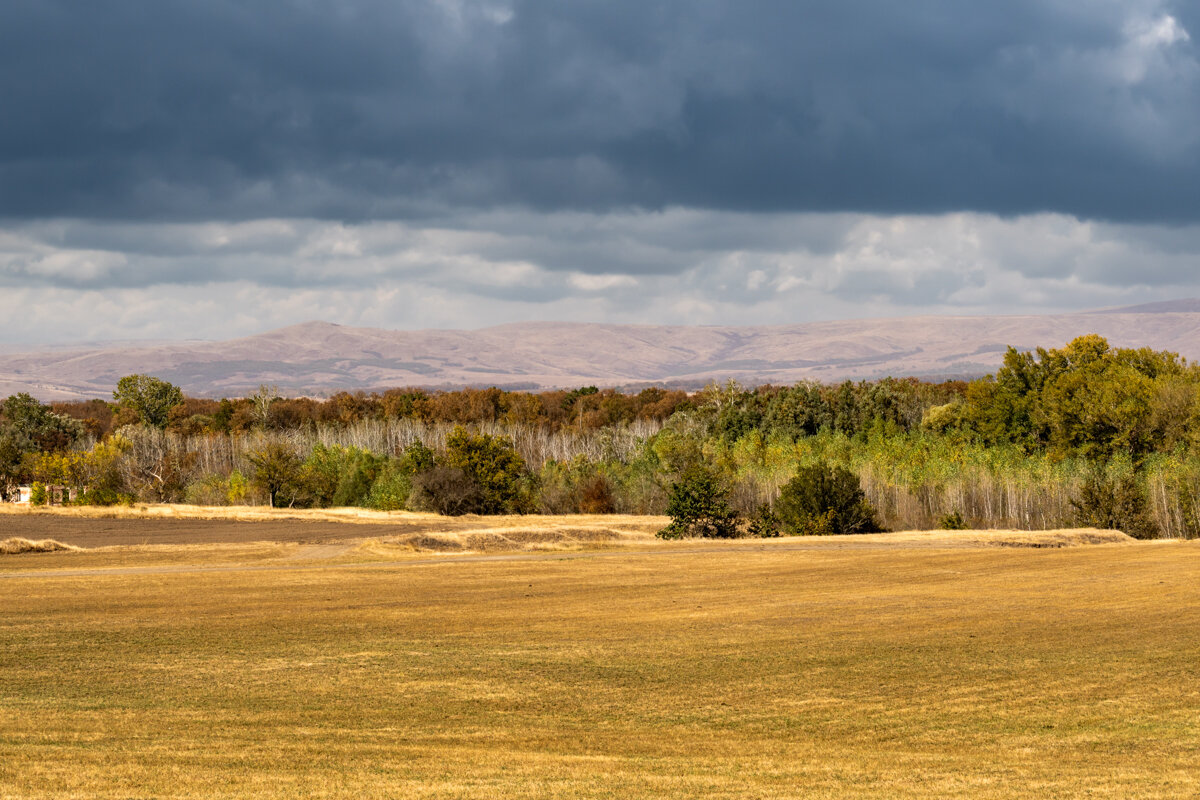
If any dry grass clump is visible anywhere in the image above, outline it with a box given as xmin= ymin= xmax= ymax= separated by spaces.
xmin=0 ymin=537 xmax=80 ymax=554
xmin=874 ymin=527 xmax=1135 ymax=548
xmin=361 ymin=526 xmax=637 ymax=554
xmin=980 ymin=528 xmax=1133 ymax=548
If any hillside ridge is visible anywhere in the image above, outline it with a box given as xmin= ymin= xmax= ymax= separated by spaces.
xmin=4 ymin=305 xmax=1200 ymax=399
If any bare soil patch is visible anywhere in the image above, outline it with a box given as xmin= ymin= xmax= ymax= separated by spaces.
xmin=0 ymin=506 xmax=665 ymax=549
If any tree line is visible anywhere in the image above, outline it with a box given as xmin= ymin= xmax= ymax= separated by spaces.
xmin=4 ymin=335 xmax=1200 ymax=539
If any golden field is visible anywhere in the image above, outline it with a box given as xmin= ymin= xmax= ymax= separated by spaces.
xmin=1 ymin=513 xmax=1198 ymax=798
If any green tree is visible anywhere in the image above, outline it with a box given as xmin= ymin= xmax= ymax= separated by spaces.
xmin=775 ymin=462 xmax=881 ymax=535
xmin=0 ymin=393 xmax=84 ymax=492
xmin=441 ymin=426 xmax=530 ymax=514
xmin=1071 ymin=470 xmax=1157 ymax=540
xmin=657 ymin=465 xmax=740 ymax=539
xmin=247 ymin=443 xmax=302 ymax=508
xmin=113 ymin=375 xmax=184 ymax=429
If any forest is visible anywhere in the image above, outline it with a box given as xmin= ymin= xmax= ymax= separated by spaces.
xmin=4 ymin=334 xmax=1200 ymax=538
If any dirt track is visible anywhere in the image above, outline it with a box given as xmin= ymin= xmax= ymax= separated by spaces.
xmin=0 ymin=516 xmax=420 ymax=547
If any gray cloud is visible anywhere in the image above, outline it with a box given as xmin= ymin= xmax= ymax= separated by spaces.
xmin=2 ymin=0 xmax=1199 ymax=222
xmin=2 ymin=211 xmax=1200 ymax=344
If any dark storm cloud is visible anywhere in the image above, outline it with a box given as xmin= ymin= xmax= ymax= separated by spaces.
xmin=1 ymin=0 xmax=1198 ymax=222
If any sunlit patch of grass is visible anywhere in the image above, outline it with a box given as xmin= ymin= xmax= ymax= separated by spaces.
xmin=0 ymin=537 xmax=79 ymax=554
xmin=2 ymin=536 xmax=1199 ymax=797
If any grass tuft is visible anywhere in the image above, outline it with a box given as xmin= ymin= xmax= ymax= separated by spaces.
xmin=0 ymin=537 xmax=81 ymax=554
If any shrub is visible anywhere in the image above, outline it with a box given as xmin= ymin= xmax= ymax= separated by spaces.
xmin=938 ymin=511 xmax=969 ymax=530
xmin=185 ymin=473 xmax=232 ymax=506
xmin=747 ymin=504 xmax=781 ymax=538
xmin=77 ymin=487 xmax=130 ymax=506
xmin=578 ymin=474 xmax=615 ymax=514
xmin=29 ymin=481 xmax=46 ymax=506
xmin=408 ymin=466 xmax=483 ymax=516
xmin=442 ymin=427 xmax=529 ymax=514
xmin=657 ymin=465 xmax=741 ymax=539
xmin=227 ymin=470 xmax=249 ymax=504
xmin=365 ymin=462 xmax=412 ymax=511
xmin=775 ymin=462 xmax=881 ymax=535
xmin=1071 ymin=471 xmax=1158 ymax=539
xmin=537 ymin=457 xmax=613 ymax=514
xmin=301 ymin=444 xmax=384 ymax=507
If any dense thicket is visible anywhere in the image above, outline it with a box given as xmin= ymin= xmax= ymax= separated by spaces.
xmin=7 ymin=335 xmax=1200 ymax=538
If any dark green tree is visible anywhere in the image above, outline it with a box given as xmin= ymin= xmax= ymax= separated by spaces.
xmin=113 ymin=375 xmax=184 ymax=429
xmin=775 ymin=462 xmax=881 ymax=535
xmin=408 ymin=466 xmax=483 ymax=516
xmin=1071 ymin=471 xmax=1158 ymax=540
xmin=0 ymin=393 xmax=83 ymax=492
xmin=657 ymin=465 xmax=740 ymax=539
xmin=441 ymin=426 xmax=530 ymax=514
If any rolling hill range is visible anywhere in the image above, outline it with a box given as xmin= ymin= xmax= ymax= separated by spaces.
xmin=6 ymin=301 xmax=1200 ymax=400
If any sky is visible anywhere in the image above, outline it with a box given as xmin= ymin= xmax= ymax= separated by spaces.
xmin=3 ymin=0 xmax=1200 ymax=343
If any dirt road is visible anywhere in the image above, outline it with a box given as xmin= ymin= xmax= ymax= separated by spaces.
xmin=0 ymin=515 xmax=400 ymax=547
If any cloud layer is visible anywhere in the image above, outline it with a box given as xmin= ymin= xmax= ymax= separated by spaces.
xmin=2 ymin=0 xmax=1198 ymax=222
xmin=2 ymin=211 xmax=1197 ymax=343
xmin=3 ymin=1 xmax=1198 ymax=343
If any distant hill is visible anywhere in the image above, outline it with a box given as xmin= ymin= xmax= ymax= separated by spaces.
xmin=5 ymin=304 xmax=1200 ymax=400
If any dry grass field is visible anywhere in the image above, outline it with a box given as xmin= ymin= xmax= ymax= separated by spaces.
xmin=2 ymin=511 xmax=1198 ymax=798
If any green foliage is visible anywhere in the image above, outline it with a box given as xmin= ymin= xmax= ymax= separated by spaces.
xmin=960 ymin=336 xmax=1181 ymax=460
xmin=775 ymin=462 xmax=881 ymax=535
xmin=1071 ymin=469 xmax=1158 ymax=540
xmin=537 ymin=456 xmax=618 ymax=514
xmin=938 ymin=511 xmax=968 ymax=530
xmin=0 ymin=393 xmax=84 ymax=487
xmin=113 ymin=375 xmax=185 ymax=429
xmin=441 ymin=426 xmax=530 ymax=514
xmin=408 ymin=466 xmax=483 ymax=516
xmin=185 ymin=468 xmax=253 ymax=507
xmin=747 ymin=504 xmax=781 ymax=538
xmin=247 ymin=443 xmax=303 ymax=508
xmin=657 ymin=465 xmax=740 ymax=539
xmin=561 ymin=385 xmax=599 ymax=410
xmin=227 ymin=470 xmax=249 ymax=504
xmin=365 ymin=461 xmax=412 ymax=511
xmin=30 ymin=481 xmax=47 ymax=506
xmin=397 ymin=441 xmax=435 ymax=475
xmin=185 ymin=473 xmax=234 ymax=506
xmin=300 ymin=444 xmax=380 ymax=507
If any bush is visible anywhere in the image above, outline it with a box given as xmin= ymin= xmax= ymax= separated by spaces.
xmin=747 ymin=504 xmax=781 ymax=538
xmin=537 ymin=457 xmax=614 ymax=514
xmin=1071 ymin=471 xmax=1158 ymax=539
xmin=185 ymin=473 xmax=232 ymax=506
xmin=442 ymin=427 xmax=530 ymax=514
xmin=657 ymin=465 xmax=741 ymax=539
xmin=775 ymin=462 xmax=881 ymax=535
xmin=301 ymin=444 xmax=384 ymax=507
xmin=365 ymin=462 xmax=412 ymax=511
xmin=409 ymin=466 xmax=483 ymax=516
xmin=227 ymin=470 xmax=249 ymax=504
xmin=938 ymin=511 xmax=968 ymax=530
xmin=77 ymin=487 xmax=130 ymax=506
xmin=578 ymin=474 xmax=615 ymax=513
xmin=29 ymin=481 xmax=46 ymax=506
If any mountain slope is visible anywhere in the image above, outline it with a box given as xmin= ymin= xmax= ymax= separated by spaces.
xmin=4 ymin=307 xmax=1200 ymax=400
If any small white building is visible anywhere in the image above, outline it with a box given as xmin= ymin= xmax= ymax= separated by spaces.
xmin=11 ymin=486 xmax=32 ymax=504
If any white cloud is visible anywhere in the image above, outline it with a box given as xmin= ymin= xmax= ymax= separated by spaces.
xmin=3 ymin=211 xmax=1199 ymax=344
